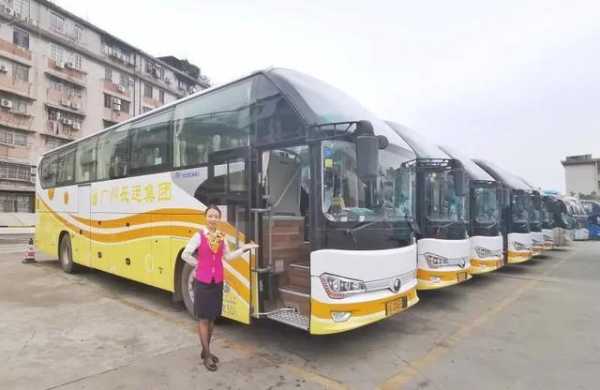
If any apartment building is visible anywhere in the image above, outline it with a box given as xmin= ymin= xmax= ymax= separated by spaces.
xmin=0 ymin=0 xmax=210 ymax=213
xmin=562 ymin=154 xmax=600 ymax=196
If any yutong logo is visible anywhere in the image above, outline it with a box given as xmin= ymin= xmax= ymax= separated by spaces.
xmin=391 ymin=278 xmax=402 ymax=292
xmin=423 ymin=252 xmax=468 ymax=269
xmin=474 ymin=246 xmax=502 ymax=259
xmin=513 ymin=241 xmax=530 ymax=251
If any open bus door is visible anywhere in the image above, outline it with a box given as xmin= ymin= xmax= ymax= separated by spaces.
xmin=253 ymin=146 xmax=312 ymax=331
xmin=193 ymin=147 xmax=253 ymax=325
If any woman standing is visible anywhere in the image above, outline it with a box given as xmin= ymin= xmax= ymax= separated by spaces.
xmin=182 ymin=205 xmax=258 ymax=371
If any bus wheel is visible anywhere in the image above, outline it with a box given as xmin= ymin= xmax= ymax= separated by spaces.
xmin=180 ymin=263 xmax=197 ymax=319
xmin=59 ymin=234 xmax=79 ymax=273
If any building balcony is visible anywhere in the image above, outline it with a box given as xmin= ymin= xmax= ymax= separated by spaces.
xmin=0 ymin=37 xmax=32 ymax=63
xmin=103 ymin=80 xmax=131 ymax=99
xmin=46 ymin=88 xmax=85 ymax=115
xmin=0 ymin=72 xmax=32 ymax=100
xmin=0 ymin=109 xmax=32 ymax=131
xmin=46 ymin=59 xmax=87 ymax=87
xmin=103 ymin=107 xmax=130 ymax=124
xmin=45 ymin=120 xmax=77 ymax=141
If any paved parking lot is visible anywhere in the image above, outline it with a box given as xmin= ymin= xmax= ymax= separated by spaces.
xmin=1 ymin=238 xmax=599 ymax=390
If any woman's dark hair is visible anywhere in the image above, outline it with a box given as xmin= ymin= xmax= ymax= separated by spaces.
xmin=204 ymin=205 xmax=222 ymax=218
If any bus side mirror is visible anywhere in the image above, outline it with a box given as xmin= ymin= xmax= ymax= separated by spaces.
xmin=356 ymin=135 xmax=379 ymax=181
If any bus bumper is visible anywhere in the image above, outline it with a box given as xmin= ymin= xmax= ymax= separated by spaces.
xmin=416 ymin=238 xmax=471 ymax=290
xmin=469 ymin=235 xmax=504 ymax=275
xmin=309 ymin=244 xmax=418 ymax=335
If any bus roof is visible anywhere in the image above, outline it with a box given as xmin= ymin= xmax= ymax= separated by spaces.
xmin=385 ymin=122 xmax=451 ymax=159
xmin=438 ymin=145 xmax=495 ymax=182
xmin=42 ymin=68 xmax=411 ymax=158
xmin=473 ymin=159 xmax=530 ymax=191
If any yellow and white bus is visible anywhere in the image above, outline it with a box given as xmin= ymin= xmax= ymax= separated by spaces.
xmin=35 ymin=68 xmax=419 ymax=335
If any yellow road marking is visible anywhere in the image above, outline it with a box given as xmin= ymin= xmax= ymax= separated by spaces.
xmin=379 ymin=253 xmax=575 ymax=390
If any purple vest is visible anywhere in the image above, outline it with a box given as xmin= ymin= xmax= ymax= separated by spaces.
xmin=195 ymin=231 xmax=225 ymax=284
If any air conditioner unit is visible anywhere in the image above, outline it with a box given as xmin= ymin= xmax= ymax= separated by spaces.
xmin=56 ymin=61 xmax=65 ymax=69
xmin=64 ymin=119 xmax=74 ymax=126
xmin=1 ymin=99 xmax=12 ymax=108
xmin=65 ymin=62 xmax=75 ymax=69
xmin=0 ymin=65 xmax=7 ymax=73
xmin=29 ymin=18 xmax=39 ymax=27
xmin=73 ymin=122 xmax=81 ymax=130
xmin=70 ymin=102 xmax=80 ymax=110
xmin=113 ymin=104 xmax=121 ymax=112
xmin=112 ymin=97 xmax=121 ymax=105
xmin=117 ymin=85 xmax=126 ymax=93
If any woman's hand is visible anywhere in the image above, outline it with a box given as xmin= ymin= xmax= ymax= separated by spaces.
xmin=241 ymin=243 xmax=259 ymax=251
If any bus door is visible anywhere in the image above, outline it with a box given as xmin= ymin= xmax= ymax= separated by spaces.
xmin=255 ymin=147 xmax=311 ymax=330
xmin=205 ymin=148 xmax=252 ymax=325
xmin=74 ymin=183 xmax=92 ymax=267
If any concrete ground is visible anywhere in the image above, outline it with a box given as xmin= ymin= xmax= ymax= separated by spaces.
xmin=1 ymin=239 xmax=599 ymax=390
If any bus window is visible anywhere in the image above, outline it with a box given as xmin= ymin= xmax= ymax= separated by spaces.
xmin=173 ymin=79 xmax=253 ymax=168
xmin=130 ymin=109 xmax=173 ymax=173
xmin=254 ymin=75 xmax=305 ymax=145
xmin=97 ymin=125 xmax=130 ymax=180
xmin=40 ymin=154 xmax=58 ymax=188
xmin=56 ymin=148 xmax=75 ymax=185
xmin=76 ymin=137 xmax=97 ymax=183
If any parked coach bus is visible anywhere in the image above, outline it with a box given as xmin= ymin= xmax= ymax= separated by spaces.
xmin=439 ymin=146 xmax=503 ymax=274
xmin=474 ymin=160 xmax=533 ymax=264
xmin=35 ymin=68 xmax=420 ymax=335
xmin=386 ymin=123 xmax=471 ymax=290
xmin=517 ymin=178 xmax=545 ymax=256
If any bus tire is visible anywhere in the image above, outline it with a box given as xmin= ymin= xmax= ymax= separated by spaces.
xmin=58 ymin=234 xmax=79 ymax=273
xmin=180 ymin=262 xmax=197 ymax=319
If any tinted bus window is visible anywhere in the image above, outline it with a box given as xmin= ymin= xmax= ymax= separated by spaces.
xmin=40 ymin=154 xmax=58 ymax=188
xmin=173 ymin=78 xmax=253 ymax=168
xmin=97 ymin=125 xmax=130 ymax=180
xmin=57 ymin=148 xmax=75 ymax=185
xmin=130 ymin=109 xmax=173 ymax=174
xmin=76 ymin=137 xmax=97 ymax=183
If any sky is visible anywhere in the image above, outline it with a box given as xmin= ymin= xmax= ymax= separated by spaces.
xmin=56 ymin=0 xmax=600 ymax=192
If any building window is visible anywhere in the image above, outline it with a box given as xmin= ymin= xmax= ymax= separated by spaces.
xmin=0 ymin=163 xmax=31 ymax=181
xmin=120 ymin=100 xmax=130 ymax=113
xmin=50 ymin=44 xmax=64 ymax=64
xmin=119 ymin=72 xmax=130 ymax=88
xmin=14 ymin=64 xmax=28 ymax=82
xmin=50 ymin=12 xmax=65 ymax=33
xmin=0 ymin=128 xmax=27 ymax=146
xmin=72 ymin=54 xmax=82 ymax=70
xmin=159 ymin=90 xmax=165 ymax=104
xmin=13 ymin=28 xmax=29 ymax=50
xmin=73 ymin=24 xmax=83 ymax=43
xmin=0 ymin=192 xmax=33 ymax=212
xmin=103 ymin=94 xmax=112 ymax=109
xmin=144 ymin=83 xmax=152 ymax=98
xmin=105 ymin=67 xmax=112 ymax=82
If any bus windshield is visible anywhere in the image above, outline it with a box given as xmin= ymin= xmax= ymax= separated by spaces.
xmin=473 ymin=186 xmax=498 ymax=224
xmin=424 ymin=170 xmax=466 ymax=222
xmin=512 ymin=193 xmax=529 ymax=223
xmin=528 ymin=195 xmax=542 ymax=224
xmin=321 ymin=140 xmax=414 ymax=222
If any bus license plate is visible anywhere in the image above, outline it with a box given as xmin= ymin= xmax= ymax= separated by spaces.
xmin=457 ymin=272 xmax=468 ymax=282
xmin=386 ymin=296 xmax=408 ymax=316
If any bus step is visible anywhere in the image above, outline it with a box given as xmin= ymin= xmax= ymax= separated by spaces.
xmin=266 ymin=309 xmax=309 ymax=331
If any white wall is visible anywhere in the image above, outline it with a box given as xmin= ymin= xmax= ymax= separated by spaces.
xmin=565 ymin=163 xmax=598 ymax=195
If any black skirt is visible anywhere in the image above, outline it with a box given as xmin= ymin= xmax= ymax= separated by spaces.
xmin=193 ymin=279 xmax=223 ymax=321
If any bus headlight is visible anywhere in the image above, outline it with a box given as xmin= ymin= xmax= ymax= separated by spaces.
xmin=320 ymin=273 xmax=366 ymax=299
